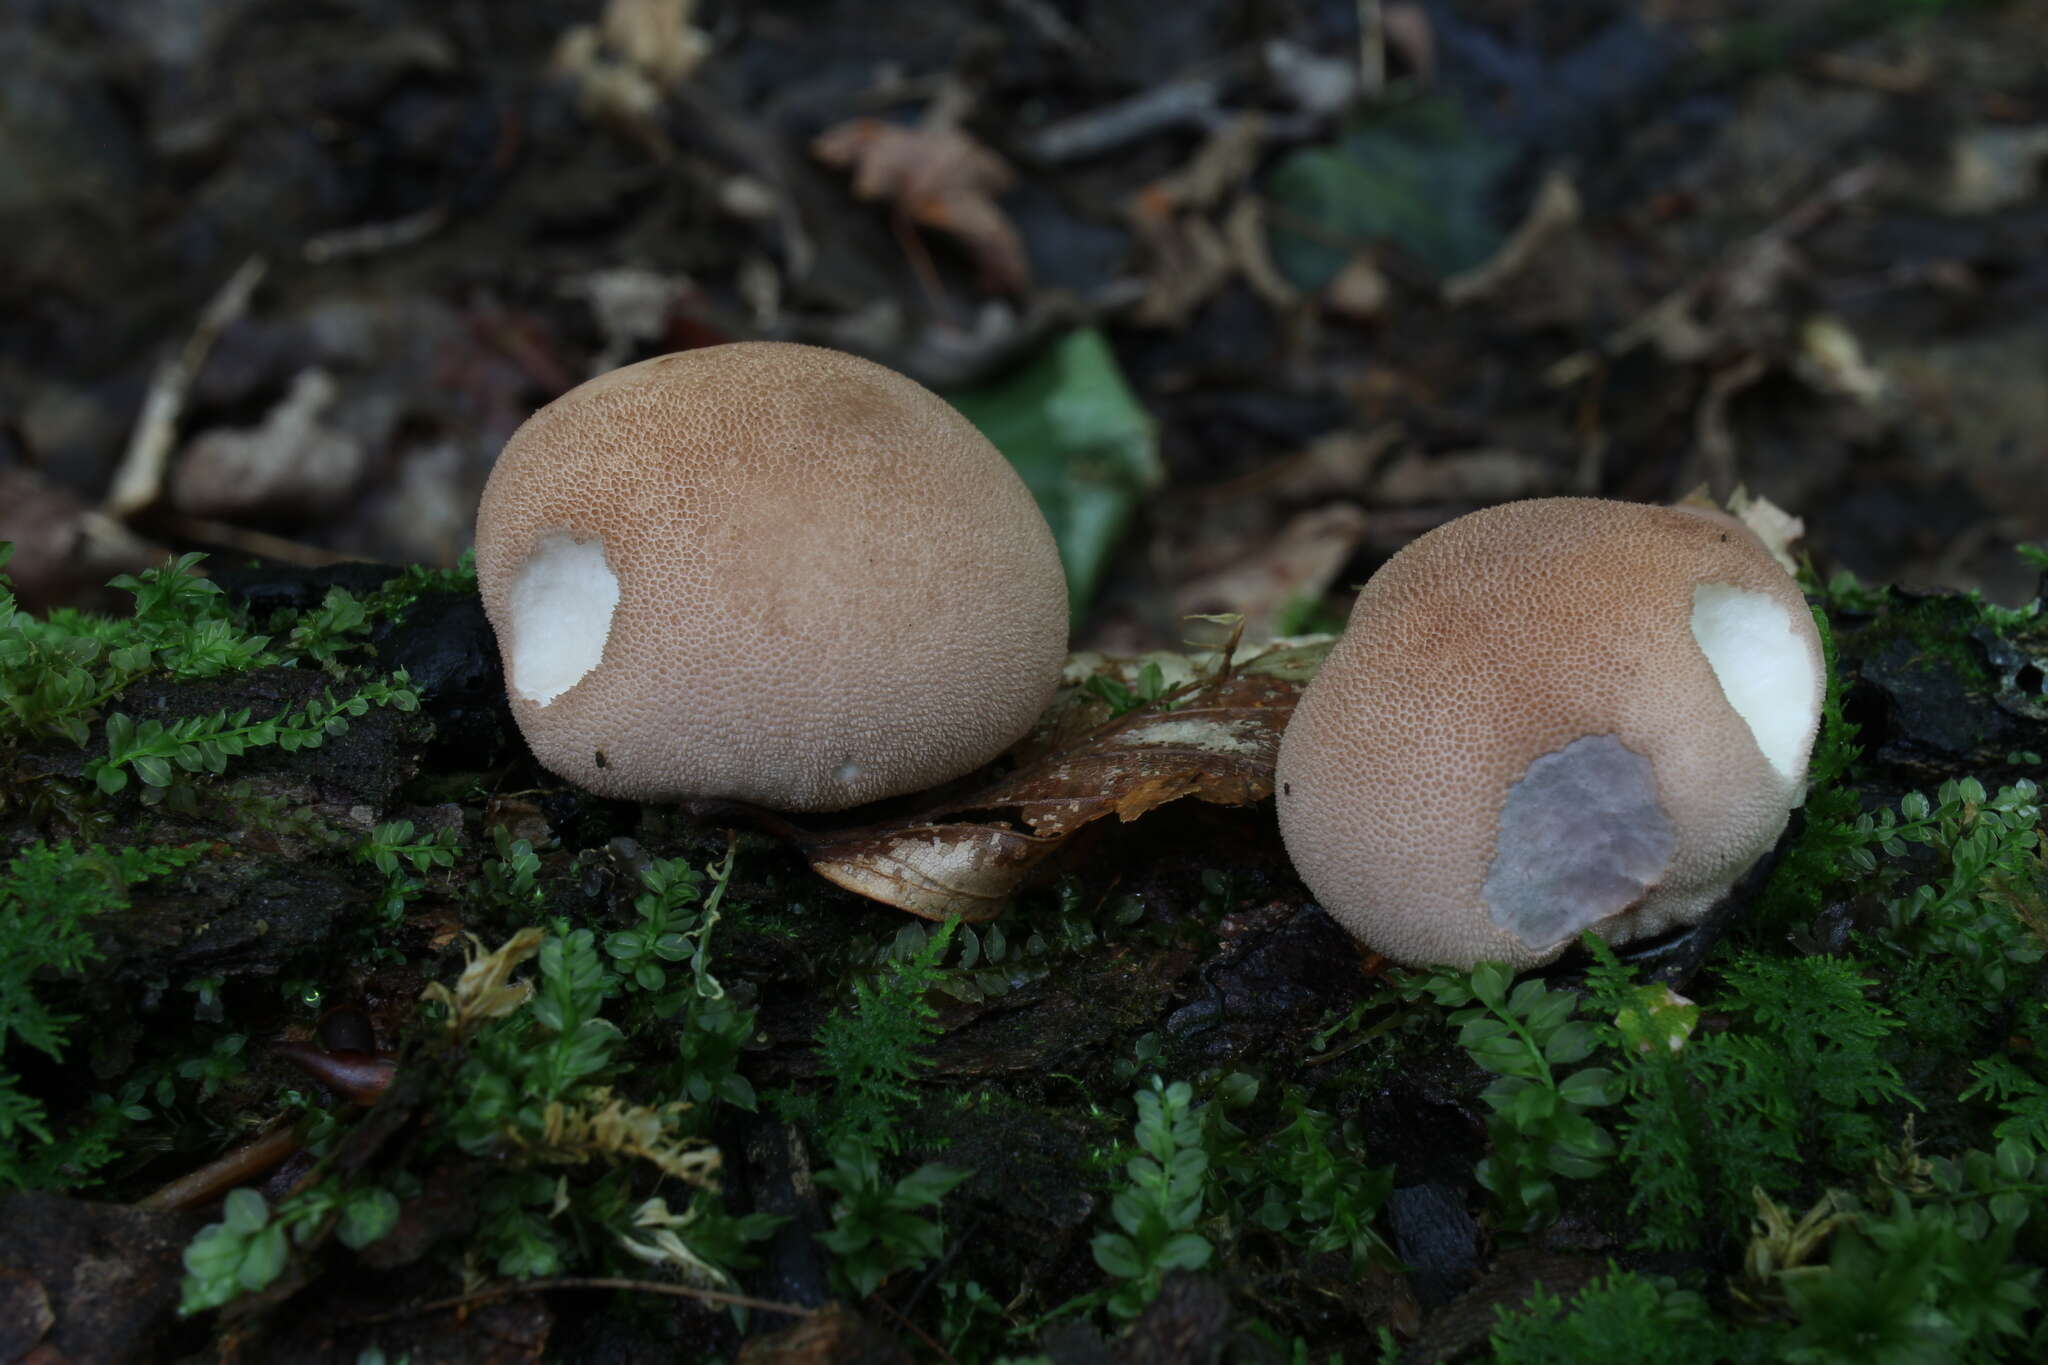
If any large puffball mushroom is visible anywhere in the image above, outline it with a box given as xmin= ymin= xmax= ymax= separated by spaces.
xmin=1274 ymin=497 xmax=1824 ymax=970
xmin=474 ymin=342 xmax=1068 ymax=811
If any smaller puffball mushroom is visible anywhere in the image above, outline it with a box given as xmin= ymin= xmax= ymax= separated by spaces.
xmin=474 ymin=342 xmax=1068 ymax=811
xmin=1275 ymin=497 xmax=1824 ymax=970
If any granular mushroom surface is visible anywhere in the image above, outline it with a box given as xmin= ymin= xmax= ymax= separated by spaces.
xmin=475 ymin=342 xmax=1069 ymax=811
xmin=1274 ymin=497 xmax=1824 ymax=970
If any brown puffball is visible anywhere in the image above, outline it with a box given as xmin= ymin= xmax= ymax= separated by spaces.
xmin=1275 ymin=497 xmax=1824 ymax=970
xmin=474 ymin=342 xmax=1068 ymax=811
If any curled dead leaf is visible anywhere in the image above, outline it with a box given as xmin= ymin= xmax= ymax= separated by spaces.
xmin=1674 ymin=484 xmax=1806 ymax=573
xmin=797 ymin=643 xmax=1329 ymax=920
xmin=803 ymin=823 xmax=1062 ymax=924
xmin=812 ymin=110 xmax=1030 ymax=295
xmin=420 ymin=927 xmax=542 ymax=1034
xmin=1123 ymin=116 xmax=1273 ymax=326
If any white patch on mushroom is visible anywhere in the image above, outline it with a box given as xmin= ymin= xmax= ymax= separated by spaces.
xmin=1484 ymin=734 xmax=1676 ymax=950
xmin=1689 ymin=583 xmax=1820 ymax=781
xmin=507 ymin=533 xmax=619 ymax=705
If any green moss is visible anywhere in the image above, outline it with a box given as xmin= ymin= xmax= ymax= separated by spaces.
xmin=0 ymin=840 xmax=204 ymax=1189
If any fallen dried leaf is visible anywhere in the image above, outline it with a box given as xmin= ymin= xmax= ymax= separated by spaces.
xmin=569 ymin=267 xmax=693 ymax=374
xmin=172 ymin=368 xmax=367 ymax=522
xmin=1123 ymin=116 xmax=1271 ymax=326
xmin=1546 ymin=163 xmax=1879 ymax=387
xmin=1126 ymin=215 xmax=1234 ymax=327
xmin=552 ymin=0 xmax=711 ymax=160
xmin=1673 ymin=484 xmax=1806 ymax=573
xmin=602 ymin=0 xmax=710 ymax=87
xmin=738 ymin=1302 xmax=906 ymax=1365
xmin=812 ymin=108 xmax=1030 ymax=295
xmin=0 ymin=467 xmax=166 ymax=613
xmin=1727 ymin=486 xmax=1808 ymax=572
xmin=1943 ymin=124 xmax=2048 ymax=215
xmin=1796 ymin=314 xmax=1888 ymax=406
xmin=1383 ymin=2 xmax=1437 ymax=82
xmin=802 ymin=822 xmax=1062 ymax=924
xmin=1373 ymin=448 xmax=1551 ymax=504
xmin=797 ymin=644 xmax=1329 ymax=920
xmin=1175 ymin=503 xmax=1370 ymax=637
xmin=1258 ymin=426 xmax=1405 ymax=501
xmin=1224 ymin=196 xmax=1301 ymax=311
xmin=1442 ymin=170 xmax=1581 ymax=305
xmin=1323 ymin=255 xmax=1392 ymax=320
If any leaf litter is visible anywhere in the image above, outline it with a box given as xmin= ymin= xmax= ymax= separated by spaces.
xmin=797 ymin=636 xmax=1332 ymax=921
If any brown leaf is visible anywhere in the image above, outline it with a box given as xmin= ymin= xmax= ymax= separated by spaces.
xmin=172 ymin=368 xmax=367 ymax=522
xmin=1373 ymin=448 xmax=1552 ymax=504
xmin=1173 ymin=503 xmax=1370 ymax=639
xmin=797 ymin=644 xmax=1329 ymax=920
xmin=811 ymin=114 xmax=1030 ymax=294
xmin=803 ymin=822 xmax=1062 ymax=923
xmin=1122 ymin=116 xmax=1270 ymax=326
xmin=738 ymin=1303 xmax=909 ymax=1365
xmin=1124 ymin=214 xmax=1233 ymax=327
xmin=0 ymin=467 xmax=166 ymax=614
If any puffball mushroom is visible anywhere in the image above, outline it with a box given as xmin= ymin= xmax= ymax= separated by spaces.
xmin=1275 ymin=497 xmax=1824 ymax=970
xmin=474 ymin=342 xmax=1068 ymax=811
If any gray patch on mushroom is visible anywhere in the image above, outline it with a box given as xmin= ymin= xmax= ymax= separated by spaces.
xmin=1483 ymin=735 xmax=1676 ymax=950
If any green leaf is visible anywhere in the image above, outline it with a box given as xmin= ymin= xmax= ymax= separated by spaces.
xmin=1265 ymin=96 xmax=1514 ymax=287
xmin=338 ymin=1187 xmax=400 ymax=1249
xmin=1092 ymin=1232 xmax=1142 ymax=1278
xmin=1557 ymin=1067 xmax=1620 ymax=1108
xmin=1472 ymin=1034 xmax=1540 ymax=1076
xmin=222 ymin=1187 xmax=269 ymax=1235
xmin=1469 ymin=963 xmax=1511 ymax=1010
xmin=943 ymin=329 xmax=1161 ymax=617
xmin=1506 ymin=978 xmax=1549 ymax=1017
xmin=236 ymin=1223 xmax=289 ymax=1291
xmin=1458 ymin=1017 xmax=1511 ymax=1046
xmin=1508 ymin=1082 xmax=1561 ymax=1124
xmin=895 ymin=1163 xmax=971 ymax=1205
xmin=1524 ymin=990 xmax=1576 ymax=1036
xmin=1156 ymin=1232 xmax=1212 ymax=1271
xmin=1989 ymin=1191 xmax=2029 ymax=1228
xmin=1544 ymin=1021 xmax=1597 ymax=1066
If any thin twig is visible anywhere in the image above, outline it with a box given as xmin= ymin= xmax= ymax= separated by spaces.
xmin=893 ymin=208 xmax=954 ymax=321
xmin=1028 ymin=72 xmax=1231 ymax=162
xmin=165 ymin=515 xmax=366 ymax=568
xmin=106 ymin=256 xmax=268 ymax=520
xmin=1546 ymin=162 xmax=1880 ymax=387
xmin=1301 ymin=1004 xmax=1417 ymax=1067
xmin=1358 ymin=0 xmax=1385 ymax=100
xmin=872 ymin=1293 xmax=958 ymax=1363
xmin=351 ymin=1276 xmax=816 ymax=1325
xmin=304 ymin=204 xmax=448 ymax=264
xmin=137 ymin=1123 xmax=301 ymax=1211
